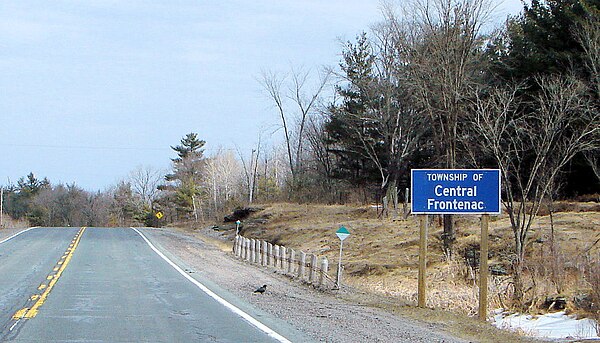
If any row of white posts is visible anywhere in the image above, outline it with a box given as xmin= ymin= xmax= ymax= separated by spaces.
xmin=233 ymin=235 xmax=330 ymax=288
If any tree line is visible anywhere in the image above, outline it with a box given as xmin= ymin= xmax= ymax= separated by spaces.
xmin=4 ymin=0 xmax=600 ymax=223
xmin=0 ymin=133 xmax=285 ymax=228
xmin=4 ymin=0 xmax=599 ymax=227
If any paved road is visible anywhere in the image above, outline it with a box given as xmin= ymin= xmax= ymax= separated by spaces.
xmin=0 ymin=228 xmax=288 ymax=342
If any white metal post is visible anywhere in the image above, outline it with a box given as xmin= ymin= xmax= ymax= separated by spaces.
xmin=335 ymin=239 xmax=344 ymax=289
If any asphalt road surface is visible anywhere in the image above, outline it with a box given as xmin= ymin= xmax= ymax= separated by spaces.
xmin=0 ymin=227 xmax=290 ymax=342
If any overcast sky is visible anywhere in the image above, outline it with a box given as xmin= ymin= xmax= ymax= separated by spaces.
xmin=0 ymin=1 xmax=524 ymax=191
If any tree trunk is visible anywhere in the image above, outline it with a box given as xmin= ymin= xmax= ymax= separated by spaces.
xmin=512 ymin=260 xmax=526 ymax=309
xmin=442 ymin=214 xmax=454 ymax=258
xmin=382 ymin=176 xmax=399 ymax=218
xmin=444 ymin=130 xmax=457 ymax=256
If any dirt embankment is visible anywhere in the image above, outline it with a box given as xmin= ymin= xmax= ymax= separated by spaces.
xmin=214 ymin=203 xmax=600 ymax=317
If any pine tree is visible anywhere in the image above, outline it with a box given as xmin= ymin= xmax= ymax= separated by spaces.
xmin=490 ymin=0 xmax=600 ymax=81
xmin=164 ymin=133 xmax=206 ymax=218
xmin=325 ymin=33 xmax=383 ymax=187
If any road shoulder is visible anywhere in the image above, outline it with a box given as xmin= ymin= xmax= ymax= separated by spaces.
xmin=139 ymin=227 xmax=468 ymax=343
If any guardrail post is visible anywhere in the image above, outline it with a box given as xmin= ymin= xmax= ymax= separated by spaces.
xmin=320 ymin=257 xmax=328 ymax=287
xmin=241 ymin=237 xmax=246 ymax=260
xmin=233 ymin=235 xmax=239 ymax=256
xmin=280 ymin=246 xmax=286 ymax=270
xmin=298 ymin=251 xmax=306 ymax=279
xmin=262 ymin=241 xmax=268 ymax=266
xmin=246 ymin=239 xmax=252 ymax=262
xmin=250 ymin=239 xmax=255 ymax=262
xmin=254 ymin=239 xmax=261 ymax=264
xmin=309 ymin=254 xmax=318 ymax=283
xmin=267 ymin=243 xmax=273 ymax=267
xmin=288 ymin=249 xmax=295 ymax=275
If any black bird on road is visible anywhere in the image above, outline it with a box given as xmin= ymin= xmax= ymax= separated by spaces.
xmin=254 ymin=285 xmax=267 ymax=294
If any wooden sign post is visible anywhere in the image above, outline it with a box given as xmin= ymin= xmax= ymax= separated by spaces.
xmin=411 ymin=169 xmax=500 ymax=317
xmin=479 ymin=214 xmax=489 ymax=321
xmin=418 ymin=215 xmax=428 ymax=308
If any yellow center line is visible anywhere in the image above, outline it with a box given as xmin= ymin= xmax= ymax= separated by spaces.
xmin=12 ymin=227 xmax=87 ymax=320
xmin=12 ymin=308 xmax=28 ymax=319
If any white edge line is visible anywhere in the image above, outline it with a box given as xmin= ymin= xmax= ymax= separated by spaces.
xmin=0 ymin=227 xmax=39 ymax=245
xmin=9 ymin=319 xmax=20 ymax=331
xmin=130 ymin=227 xmax=292 ymax=343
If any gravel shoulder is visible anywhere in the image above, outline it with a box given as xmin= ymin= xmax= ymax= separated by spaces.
xmin=140 ymin=226 xmax=469 ymax=343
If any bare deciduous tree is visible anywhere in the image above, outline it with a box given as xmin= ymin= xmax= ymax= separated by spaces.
xmin=128 ymin=165 xmax=163 ymax=207
xmin=471 ymin=75 xmax=600 ymax=306
xmin=575 ymin=14 xmax=600 ymax=187
xmin=305 ymin=115 xmax=335 ymax=192
xmin=576 ymin=14 xmax=600 ymax=97
xmin=399 ymin=0 xmax=494 ymax=167
xmin=584 ymin=152 xmax=600 ymax=186
xmin=204 ymin=149 xmax=242 ymax=214
xmin=382 ymin=0 xmax=494 ymax=253
xmin=237 ymin=140 xmax=261 ymax=204
xmin=259 ymin=68 xmax=331 ymax=190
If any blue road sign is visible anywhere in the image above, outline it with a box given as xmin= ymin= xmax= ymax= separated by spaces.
xmin=411 ymin=169 xmax=501 ymax=215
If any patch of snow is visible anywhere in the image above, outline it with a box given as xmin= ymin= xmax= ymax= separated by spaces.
xmin=492 ymin=309 xmax=600 ymax=340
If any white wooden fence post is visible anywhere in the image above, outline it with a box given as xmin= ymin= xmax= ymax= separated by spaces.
xmin=241 ymin=237 xmax=246 ymax=260
xmin=320 ymin=257 xmax=329 ymax=287
xmin=239 ymin=237 xmax=244 ymax=259
xmin=262 ymin=241 xmax=268 ymax=266
xmin=288 ymin=249 xmax=295 ymax=275
xmin=298 ymin=251 xmax=306 ymax=279
xmin=246 ymin=239 xmax=251 ymax=262
xmin=309 ymin=254 xmax=318 ymax=283
xmin=268 ymin=243 xmax=273 ymax=267
xmin=254 ymin=240 xmax=261 ymax=264
xmin=233 ymin=236 xmax=239 ymax=256
xmin=250 ymin=239 xmax=256 ymax=262
xmin=280 ymin=246 xmax=286 ymax=270
xmin=243 ymin=238 xmax=247 ymax=261
xmin=274 ymin=245 xmax=280 ymax=268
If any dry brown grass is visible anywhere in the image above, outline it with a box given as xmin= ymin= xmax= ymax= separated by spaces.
xmin=185 ymin=202 xmax=598 ymax=341
xmin=1 ymin=216 xmax=29 ymax=229
xmin=232 ymin=203 xmax=599 ymax=315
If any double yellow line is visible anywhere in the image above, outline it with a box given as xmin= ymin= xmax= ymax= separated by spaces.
xmin=12 ymin=227 xmax=86 ymax=320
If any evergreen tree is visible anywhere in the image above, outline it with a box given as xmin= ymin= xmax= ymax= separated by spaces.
xmin=6 ymin=173 xmax=50 ymax=221
xmin=326 ymin=30 xmax=428 ymax=208
xmin=164 ymin=133 xmax=206 ymax=218
xmin=490 ymin=0 xmax=600 ymax=81
xmin=486 ymin=0 xmax=600 ymax=195
xmin=326 ymin=33 xmax=382 ymax=188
